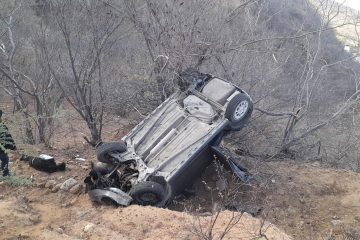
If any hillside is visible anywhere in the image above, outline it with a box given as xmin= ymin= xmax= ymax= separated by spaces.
xmin=0 ymin=105 xmax=360 ymax=239
xmin=312 ymin=0 xmax=360 ymax=48
xmin=1 ymin=0 xmax=360 ymax=239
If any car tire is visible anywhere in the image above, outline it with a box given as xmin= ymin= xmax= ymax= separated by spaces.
xmin=129 ymin=181 xmax=166 ymax=206
xmin=93 ymin=162 xmax=114 ymax=175
xmin=225 ymin=93 xmax=253 ymax=131
xmin=96 ymin=141 xmax=127 ymax=164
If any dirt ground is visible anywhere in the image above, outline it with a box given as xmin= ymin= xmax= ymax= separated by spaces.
xmin=0 ymin=105 xmax=360 ymax=240
xmin=169 ymin=157 xmax=360 ymax=240
xmin=0 ymin=188 xmax=290 ymax=240
xmin=0 ymin=151 xmax=290 ymax=240
xmin=1 ymin=152 xmax=359 ymax=240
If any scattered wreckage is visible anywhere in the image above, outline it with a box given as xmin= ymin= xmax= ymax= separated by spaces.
xmin=85 ymin=71 xmax=253 ymax=207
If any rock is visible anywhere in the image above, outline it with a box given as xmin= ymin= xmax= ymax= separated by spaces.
xmin=61 ymin=196 xmax=78 ymax=208
xmin=331 ymin=220 xmax=343 ymax=226
xmin=277 ymin=189 xmax=285 ymax=195
xmin=298 ymin=221 xmax=304 ymax=227
xmin=29 ymin=214 xmax=41 ymax=224
xmin=44 ymin=189 xmax=52 ymax=195
xmin=81 ymin=166 xmax=89 ymax=170
xmin=56 ymin=227 xmax=64 ymax=234
xmin=35 ymin=182 xmax=46 ymax=188
xmin=287 ymin=206 xmax=297 ymax=215
xmin=299 ymin=199 xmax=305 ymax=205
xmin=311 ymin=161 xmax=320 ymax=167
xmin=45 ymin=180 xmax=57 ymax=189
xmin=60 ymin=178 xmax=78 ymax=191
xmin=69 ymin=184 xmax=83 ymax=194
xmin=61 ymin=203 xmax=70 ymax=208
xmin=70 ymin=197 xmax=78 ymax=205
xmin=83 ymin=223 xmax=95 ymax=233
xmin=52 ymin=183 xmax=62 ymax=193
xmin=39 ymin=177 xmax=48 ymax=182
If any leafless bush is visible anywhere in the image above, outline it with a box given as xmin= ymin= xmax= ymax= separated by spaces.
xmin=182 ymin=159 xmax=282 ymax=239
xmin=0 ymin=1 xmax=63 ymax=145
xmin=1 ymin=0 xmax=360 ymax=170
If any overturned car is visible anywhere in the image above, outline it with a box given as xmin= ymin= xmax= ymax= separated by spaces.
xmin=85 ymin=71 xmax=253 ymax=207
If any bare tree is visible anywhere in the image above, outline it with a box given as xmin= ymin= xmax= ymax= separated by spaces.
xmin=0 ymin=2 xmax=67 ymax=146
xmin=1 ymin=0 xmax=360 ymax=170
xmin=0 ymin=3 xmax=36 ymax=144
xmin=122 ymin=0 xmax=230 ymax=101
xmin=45 ymin=0 xmax=125 ymax=145
xmin=266 ymin=0 xmax=360 ymax=154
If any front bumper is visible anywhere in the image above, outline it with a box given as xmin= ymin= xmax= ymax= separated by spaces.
xmin=88 ymin=187 xmax=132 ymax=206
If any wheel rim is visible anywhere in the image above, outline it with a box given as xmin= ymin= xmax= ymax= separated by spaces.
xmin=233 ymin=100 xmax=249 ymax=120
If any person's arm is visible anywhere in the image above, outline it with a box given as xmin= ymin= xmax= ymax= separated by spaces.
xmin=5 ymin=132 xmax=16 ymax=150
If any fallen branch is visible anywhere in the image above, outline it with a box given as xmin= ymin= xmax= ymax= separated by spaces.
xmin=254 ymin=107 xmax=296 ymax=117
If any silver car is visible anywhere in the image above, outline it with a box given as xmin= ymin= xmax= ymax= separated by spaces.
xmin=85 ymin=71 xmax=253 ymax=207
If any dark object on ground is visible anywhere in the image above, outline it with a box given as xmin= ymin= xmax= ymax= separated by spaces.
xmin=85 ymin=71 xmax=253 ymax=207
xmin=20 ymin=154 xmax=66 ymax=173
xmin=210 ymin=146 xmax=255 ymax=184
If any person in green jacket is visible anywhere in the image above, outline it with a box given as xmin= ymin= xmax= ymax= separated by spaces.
xmin=0 ymin=110 xmax=16 ymax=176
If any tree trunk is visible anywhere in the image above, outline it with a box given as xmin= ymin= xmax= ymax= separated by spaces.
xmin=87 ymin=120 xmax=101 ymax=145
xmin=14 ymin=97 xmax=35 ymax=144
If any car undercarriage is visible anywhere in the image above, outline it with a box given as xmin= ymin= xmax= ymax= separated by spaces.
xmin=85 ymin=71 xmax=254 ymax=207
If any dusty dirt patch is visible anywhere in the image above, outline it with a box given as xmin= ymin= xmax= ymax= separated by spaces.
xmin=2 ymin=152 xmax=360 ymax=239
xmin=0 ymin=187 xmax=290 ymax=240
xmin=172 ymin=158 xmax=360 ymax=240
xmin=263 ymin=161 xmax=360 ymax=239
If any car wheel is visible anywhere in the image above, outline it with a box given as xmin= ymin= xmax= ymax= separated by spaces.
xmin=225 ymin=93 xmax=253 ymax=131
xmin=96 ymin=141 xmax=127 ymax=164
xmin=129 ymin=181 xmax=166 ymax=207
xmin=92 ymin=162 xmax=113 ymax=175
